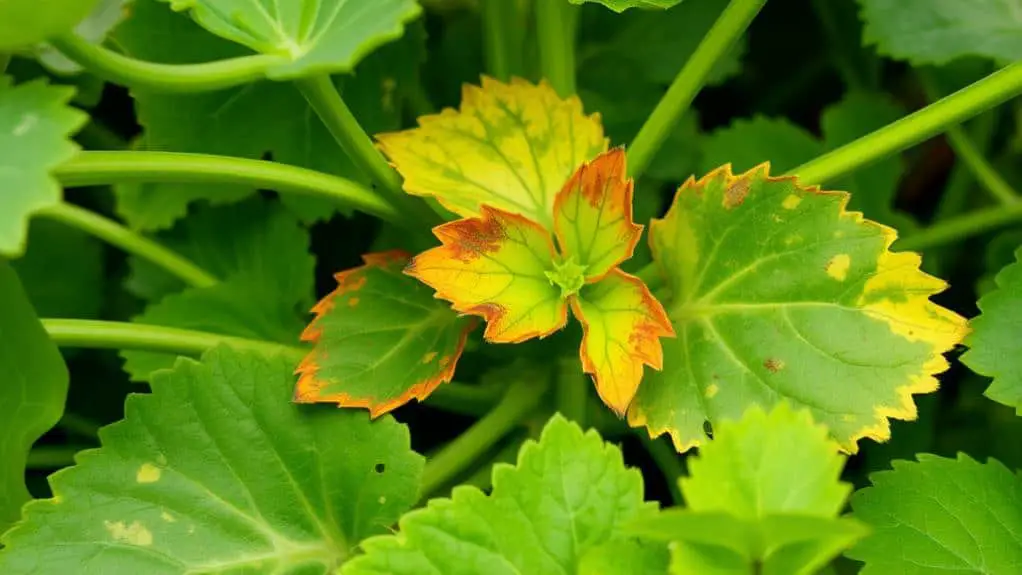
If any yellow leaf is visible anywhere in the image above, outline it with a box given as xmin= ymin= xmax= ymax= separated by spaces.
xmin=376 ymin=76 xmax=607 ymax=230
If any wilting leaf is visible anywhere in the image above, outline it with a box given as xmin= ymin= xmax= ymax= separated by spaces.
xmin=573 ymin=270 xmax=674 ymax=415
xmin=377 ymin=76 xmax=607 ymax=230
xmin=858 ymin=0 xmax=1022 ymax=65
xmin=0 ymin=0 xmax=99 ymax=50
xmin=629 ymin=403 xmax=868 ymax=574
xmin=0 ymin=347 xmax=424 ymax=573
xmin=554 ymin=148 xmax=643 ymax=280
xmin=0 ymin=76 xmax=86 ymax=257
xmin=342 ymin=414 xmax=663 ymax=574
xmin=568 ymin=0 xmax=684 ymax=12
xmin=629 ymin=164 xmax=968 ymax=453
xmin=295 ymin=251 xmax=475 ymax=416
xmin=407 ymin=205 xmax=566 ymax=343
xmin=158 ymin=0 xmax=422 ymax=79
xmin=0 ymin=261 xmax=69 ymax=531
xmin=848 ymin=453 xmax=1022 ymax=574
xmin=961 ymin=247 xmax=1022 ymax=413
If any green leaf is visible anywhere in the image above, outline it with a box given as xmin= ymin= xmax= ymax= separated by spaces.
xmin=578 ymin=538 xmax=671 ymax=575
xmin=0 ymin=346 xmax=424 ymax=573
xmin=0 ymin=0 xmax=99 ymax=50
xmin=569 ymin=0 xmax=685 ymax=13
xmin=295 ymin=251 xmax=476 ymax=416
xmin=978 ymin=230 xmax=1022 ymax=295
xmin=10 ymin=218 xmax=104 ymax=319
xmin=0 ymin=261 xmax=69 ymax=531
xmin=160 ymin=0 xmax=421 ymax=79
xmin=628 ymin=164 xmax=968 ymax=453
xmin=858 ymin=0 xmax=1022 ymax=65
xmin=698 ymin=115 xmax=821 ymax=176
xmin=342 ymin=413 xmax=662 ymax=574
xmin=847 ymin=453 xmax=1022 ymax=574
xmin=36 ymin=0 xmax=132 ymax=73
xmin=0 ymin=76 xmax=86 ymax=257
xmin=961 ymin=247 xmax=1022 ymax=413
xmin=121 ymin=198 xmax=315 ymax=380
xmin=629 ymin=404 xmax=868 ymax=574
xmin=111 ymin=0 xmax=424 ymax=229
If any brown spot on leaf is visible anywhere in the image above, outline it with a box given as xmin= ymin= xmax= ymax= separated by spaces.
xmin=723 ymin=176 xmax=751 ymax=209
xmin=439 ymin=210 xmax=508 ymax=262
xmin=764 ymin=358 xmax=785 ymax=373
xmin=347 ymin=297 xmax=359 ymax=307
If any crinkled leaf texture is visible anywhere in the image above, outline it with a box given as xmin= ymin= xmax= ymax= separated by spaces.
xmin=342 ymin=413 xmax=664 ymax=575
xmin=0 ymin=76 xmax=86 ymax=257
xmin=407 ymin=149 xmax=672 ymax=415
xmin=295 ymin=250 xmax=475 ymax=416
xmin=629 ymin=403 xmax=867 ymax=575
xmin=848 ymin=453 xmax=1022 ymax=574
xmin=160 ymin=0 xmax=422 ymax=79
xmin=0 ymin=262 xmax=69 ymax=532
xmin=962 ymin=246 xmax=1022 ymax=412
xmin=377 ymin=76 xmax=608 ymax=230
xmin=568 ymin=0 xmax=684 ymax=11
xmin=858 ymin=0 xmax=1022 ymax=65
xmin=0 ymin=346 xmax=424 ymax=573
xmin=629 ymin=164 xmax=968 ymax=453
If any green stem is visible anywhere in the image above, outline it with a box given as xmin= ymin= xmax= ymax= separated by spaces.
xmin=27 ymin=446 xmax=90 ymax=469
xmin=535 ymin=0 xmax=578 ymax=96
xmin=36 ymin=203 xmax=218 ymax=288
xmin=627 ymin=0 xmax=767 ymax=179
xmin=294 ymin=75 xmax=404 ymax=196
xmin=944 ymin=124 xmax=1019 ymax=204
xmin=637 ymin=433 xmax=685 ymax=505
xmin=896 ymin=202 xmax=1022 ymax=252
xmin=461 ymin=431 xmax=529 ymax=491
xmin=48 ymin=32 xmax=284 ymax=93
xmin=42 ymin=318 xmax=494 ymax=417
xmin=481 ymin=0 xmax=524 ymax=81
xmin=420 ymin=376 xmax=548 ymax=499
xmin=56 ymin=150 xmax=404 ymax=224
xmin=790 ymin=61 xmax=1022 ymax=186
xmin=555 ymin=357 xmax=587 ymax=426
xmin=76 ymin=121 xmax=128 ymax=151
xmin=58 ymin=413 xmax=101 ymax=439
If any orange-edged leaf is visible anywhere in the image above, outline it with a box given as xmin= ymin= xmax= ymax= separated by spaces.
xmin=296 ymin=250 xmax=474 ymax=416
xmin=376 ymin=76 xmax=608 ymax=230
xmin=571 ymin=269 xmax=674 ymax=416
xmin=407 ymin=206 xmax=567 ymax=343
xmin=554 ymin=148 xmax=643 ymax=282
xmin=629 ymin=164 xmax=968 ymax=453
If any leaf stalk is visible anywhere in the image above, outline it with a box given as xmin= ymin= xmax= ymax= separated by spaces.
xmin=535 ymin=0 xmax=578 ymax=96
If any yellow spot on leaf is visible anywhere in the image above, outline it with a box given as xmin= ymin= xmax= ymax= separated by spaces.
xmin=422 ymin=351 xmax=437 ymax=364
xmin=347 ymin=296 xmax=359 ymax=307
xmin=104 ymin=520 xmax=153 ymax=546
xmin=705 ymin=383 xmax=719 ymax=399
xmin=826 ymin=254 xmax=851 ymax=281
xmin=842 ymin=414 xmax=856 ymax=422
xmin=161 ymin=511 xmax=176 ymax=523
xmin=782 ymin=194 xmax=801 ymax=210
xmin=136 ymin=463 xmax=161 ymax=484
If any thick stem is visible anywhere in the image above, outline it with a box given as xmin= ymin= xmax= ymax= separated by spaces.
xmin=56 ymin=150 xmax=404 ymax=224
xmin=48 ymin=33 xmax=283 ymax=93
xmin=482 ymin=0 xmax=524 ymax=81
xmin=422 ymin=382 xmax=504 ymax=417
xmin=790 ymin=61 xmax=1022 ymax=186
xmin=420 ymin=376 xmax=547 ymax=499
xmin=535 ymin=0 xmax=578 ymax=96
xmin=57 ymin=413 xmax=101 ymax=439
xmin=627 ymin=0 xmax=767 ymax=179
xmin=944 ymin=124 xmax=1019 ymax=205
xmin=896 ymin=202 xmax=1022 ymax=252
xmin=36 ymin=203 xmax=218 ymax=288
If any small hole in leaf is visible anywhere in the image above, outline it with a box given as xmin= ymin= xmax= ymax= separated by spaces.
xmin=374 ymin=463 xmax=386 ymax=474
xmin=703 ymin=421 xmax=713 ymax=438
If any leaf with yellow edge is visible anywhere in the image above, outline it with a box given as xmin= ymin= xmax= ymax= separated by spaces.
xmin=573 ymin=269 xmax=674 ymax=415
xmin=629 ymin=164 xmax=968 ymax=453
xmin=406 ymin=206 xmax=567 ymax=343
xmin=376 ymin=76 xmax=608 ymax=230
xmin=555 ymin=148 xmax=643 ymax=281
xmin=295 ymin=251 xmax=475 ymax=416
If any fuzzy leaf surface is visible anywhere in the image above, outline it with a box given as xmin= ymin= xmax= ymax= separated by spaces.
xmin=342 ymin=414 xmax=662 ymax=575
xmin=568 ymin=0 xmax=684 ymax=11
xmin=0 ymin=77 xmax=86 ymax=257
xmin=554 ymin=148 xmax=643 ymax=280
xmin=296 ymin=251 xmax=475 ymax=416
xmin=377 ymin=76 xmax=607 ymax=230
xmin=629 ymin=165 xmax=968 ymax=453
xmin=961 ymin=247 xmax=1022 ymax=412
xmin=573 ymin=269 xmax=674 ymax=415
xmin=407 ymin=206 xmax=566 ymax=343
xmin=0 ymin=347 xmax=423 ymax=573
xmin=159 ymin=0 xmax=421 ymax=79
xmin=0 ymin=261 xmax=69 ymax=531
xmin=629 ymin=404 xmax=866 ymax=574
xmin=848 ymin=453 xmax=1022 ymax=574
xmin=858 ymin=0 xmax=1022 ymax=65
